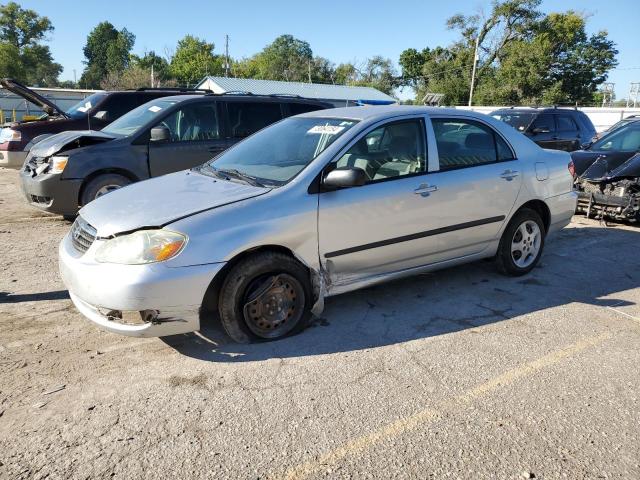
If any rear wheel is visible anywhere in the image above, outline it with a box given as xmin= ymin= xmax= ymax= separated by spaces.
xmin=218 ymin=252 xmax=312 ymax=343
xmin=80 ymin=173 xmax=131 ymax=207
xmin=496 ymin=208 xmax=545 ymax=276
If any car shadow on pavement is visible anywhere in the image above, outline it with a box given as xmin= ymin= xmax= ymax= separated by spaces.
xmin=162 ymin=223 xmax=640 ymax=362
xmin=0 ymin=290 xmax=70 ymax=304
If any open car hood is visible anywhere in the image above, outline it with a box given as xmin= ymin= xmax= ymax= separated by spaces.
xmin=80 ymin=170 xmax=271 ymax=237
xmin=580 ymin=153 xmax=640 ymax=183
xmin=29 ymin=130 xmax=116 ymax=158
xmin=1 ymin=78 xmax=68 ymax=118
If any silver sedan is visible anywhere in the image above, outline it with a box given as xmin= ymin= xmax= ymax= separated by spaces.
xmin=58 ymin=106 xmax=577 ymax=342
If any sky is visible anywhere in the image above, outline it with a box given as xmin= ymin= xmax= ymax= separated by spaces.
xmin=15 ymin=0 xmax=640 ymax=100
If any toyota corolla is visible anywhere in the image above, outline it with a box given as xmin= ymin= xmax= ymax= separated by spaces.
xmin=58 ymin=106 xmax=577 ymax=343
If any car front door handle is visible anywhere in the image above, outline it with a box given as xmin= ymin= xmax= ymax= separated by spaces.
xmin=414 ymin=184 xmax=438 ymax=197
xmin=500 ymin=169 xmax=519 ymax=181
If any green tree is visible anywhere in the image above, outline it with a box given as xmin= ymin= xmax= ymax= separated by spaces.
xmin=169 ymin=35 xmax=223 ymax=86
xmin=398 ymin=0 xmax=617 ymax=106
xmin=80 ymin=22 xmax=135 ymax=88
xmin=0 ymin=2 xmax=61 ymax=86
xmin=131 ymin=50 xmax=170 ymax=84
xmin=239 ymin=34 xmax=313 ymax=82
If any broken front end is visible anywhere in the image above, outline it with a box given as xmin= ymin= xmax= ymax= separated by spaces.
xmin=575 ymin=154 xmax=640 ymax=221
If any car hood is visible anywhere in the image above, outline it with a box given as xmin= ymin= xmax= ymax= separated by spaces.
xmin=1 ymin=78 xmax=68 ymax=118
xmin=80 ymin=169 xmax=271 ymax=237
xmin=579 ymin=152 xmax=640 ymax=183
xmin=29 ymin=130 xmax=117 ymax=158
xmin=570 ymin=149 xmax=637 ymax=177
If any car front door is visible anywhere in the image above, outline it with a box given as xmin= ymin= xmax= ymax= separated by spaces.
xmin=527 ymin=113 xmax=558 ymax=149
xmin=318 ymin=117 xmax=439 ymax=283
xmin=148 ymin=101 xmax=228 ymax=177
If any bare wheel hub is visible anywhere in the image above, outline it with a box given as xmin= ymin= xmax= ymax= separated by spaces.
xmin=242 ymin=274 xmax=304 ymax=338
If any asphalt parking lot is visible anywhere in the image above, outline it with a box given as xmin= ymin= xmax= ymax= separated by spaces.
xmin=1 ymin=166 xmax=639 ymax=479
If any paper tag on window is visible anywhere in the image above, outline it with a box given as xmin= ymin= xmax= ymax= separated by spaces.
xmin=77 ymin=106 xmax=88 ymax=112
xmin=307 ymin=125 xmax=344 ymax=134
xmin=148 ymin=105 xmax=162 ymax=112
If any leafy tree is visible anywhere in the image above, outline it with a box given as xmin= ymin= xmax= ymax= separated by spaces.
xmin=238 ymin=34 xmax=313 ymax=82
xmin=398 ymin=0 xmax=617 ymax=105
xmin=80 ymin=22 xmax=135 ymax=88
xmin=131 ymin=50 xmax=170 ymax=85
xmin=169 ymin=35 xmax=223 ymax=86
xmin=101 ymin=65 xmax=152 ymax=90
xmin=334 ymin=63 xmax=357 ymax=85
xmin=354 ymin=56 xmax=397 ymax=95
xmin=0 ymin=2 xmax=61 ymax=86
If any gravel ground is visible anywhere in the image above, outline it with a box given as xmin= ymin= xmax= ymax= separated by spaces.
xmin=0 ymin=166 xmax=638 ymax=479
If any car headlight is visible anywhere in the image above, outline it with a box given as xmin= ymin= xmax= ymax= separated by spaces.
xmin=95 ymin=230 xmax=187 ymax=264
xmin=0 ymin=128 xmax=21 ymax=143
xmin=48 ymin=155 xmax=68 ymax=174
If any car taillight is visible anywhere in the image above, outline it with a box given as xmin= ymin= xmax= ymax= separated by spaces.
xmin=568 ymin=160 xmax=576 ymax=178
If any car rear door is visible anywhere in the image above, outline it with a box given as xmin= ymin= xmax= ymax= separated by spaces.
xmin=555 ymin=113 xmax=581 ymax=151
xmin=147 ymin=100 xmax=228 ymax=177
xmin=224 ymin=100 xmax=284 ymax=144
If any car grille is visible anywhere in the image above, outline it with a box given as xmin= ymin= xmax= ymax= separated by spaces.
xmin=70 ymin=217 xmax=97 ymax=254
xmin=30 ymin=194 xmax=52 ymax=205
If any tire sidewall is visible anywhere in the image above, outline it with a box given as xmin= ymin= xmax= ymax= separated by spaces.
xmin=81 ymin=174 xmax=131 ymax=206
xmin=219 ymin=253 xmax=313 ymax=343
xmin=498 ymin=209 xmax=546 ymax=276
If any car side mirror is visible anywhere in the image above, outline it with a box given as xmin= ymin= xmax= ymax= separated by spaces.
xmin=531 ymin=127 xmax=550 ymax=134
xmin=93 ymin=110 xmax=109 ymax=121
xmin=150 ymin=126 xmax=170 ymax=143
xmin=323 ymin=167 xmax=367 ymax=189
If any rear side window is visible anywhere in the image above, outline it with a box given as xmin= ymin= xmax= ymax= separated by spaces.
xmin=432 ymin=118 xmax=514 ymax=170
xmin=227 ymin=102 xmax=283 ymax=138
xmin=556 ymin=114 xmax=578 ymax=132
xmin=100 ymin=94 xmax=145 ymax=120
xmin=288 ymin=102 xmax=324 ymax=116
xmin=530 ymin=114 xmax=555 ymax=133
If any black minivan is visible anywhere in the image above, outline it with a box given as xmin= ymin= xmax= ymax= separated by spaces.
xmin=490 ymin=107 xmax=596 ymax=152
xmin=0 ymin=78 xmax=206 ymax=169
xmin=20 ymin=94 xmax=330 ymax=217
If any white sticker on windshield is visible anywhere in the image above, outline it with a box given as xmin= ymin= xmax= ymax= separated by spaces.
xmin=148 ymin=105 xmax=162 ymax=112
xmin=307 ymin=125 xmax=344 ymax=135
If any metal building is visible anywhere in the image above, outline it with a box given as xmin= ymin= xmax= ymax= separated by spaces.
xmin=196 ymin=76 xmax=396 ymax=107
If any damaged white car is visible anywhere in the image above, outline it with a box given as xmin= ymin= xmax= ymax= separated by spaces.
xmin=59 ymin=106 xmax=577 ymax=342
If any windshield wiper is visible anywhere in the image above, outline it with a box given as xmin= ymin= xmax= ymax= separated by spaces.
xmin=214 ymin=168 xmax=266 ymax=188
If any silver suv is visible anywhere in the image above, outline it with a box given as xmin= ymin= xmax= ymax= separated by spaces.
xmin=59 ymin=106 xmax=577 ymax=343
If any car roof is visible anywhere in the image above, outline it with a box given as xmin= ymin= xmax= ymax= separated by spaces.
xmin=491 ymin=107 xmax=582 ymax=114
xmin=298 ymin=105 xmax=488 ymax=122
xmin=145 ymin=93 xmax=329 ymax=105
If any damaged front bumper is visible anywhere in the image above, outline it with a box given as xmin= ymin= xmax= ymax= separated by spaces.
xmin=576 ymin=182 xmax=640 ymax=220
xmin=58 ymin=230 xmax=225 ymax=337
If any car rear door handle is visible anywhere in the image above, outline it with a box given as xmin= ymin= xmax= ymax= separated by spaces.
xmin=414 ymin=184 xmax=437 ymax=197
xmin=500 ymin=169 xmax=519 ymax=181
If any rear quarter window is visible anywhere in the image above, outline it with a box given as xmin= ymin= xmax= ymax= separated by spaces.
xmin=287 ymin=102 xmax=325 ymax=116
xmin=227 ymin=101 xmax=283 ymax=138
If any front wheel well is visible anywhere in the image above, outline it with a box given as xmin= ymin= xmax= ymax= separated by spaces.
xmin=200 ymin=245 xmax=314 ymax=317
xmin=516 ymin=199 xmax=551 ymax=233
xmin=78 ymin=168 xmax=139 ymax=205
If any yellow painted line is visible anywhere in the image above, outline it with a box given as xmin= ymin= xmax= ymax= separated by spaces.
xmin=277 ymin=332 xmax=612 ymax=480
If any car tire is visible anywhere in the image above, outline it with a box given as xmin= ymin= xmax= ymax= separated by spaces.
xmin=218 ymin=252 xmax=312 ymax=343
xmin=495 ymin=208 xmax=546 ymax=276
xmin=80 ymin=173 xmax=131 ymax=207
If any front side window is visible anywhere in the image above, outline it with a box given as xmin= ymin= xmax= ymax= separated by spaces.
xmin=103 ymin=100 xmax=178 ymax=137
xmin=335 ymin=119 xmax=426 ymax=182
xmin=227 ymin=102 xmax=282 ymax=138
xmin=591 ymin=124 xmax=640 ymax=152
xmin=432 ymin=118 xmax=513 ymax=170
xmin=203 ymin=117 xmax=357 ymax=185
xmin=153 ymin=103 xmax=219 ymax=142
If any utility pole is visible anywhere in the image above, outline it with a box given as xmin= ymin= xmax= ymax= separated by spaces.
xmin=224 ymin=35 xmax=230 ymax=77
xmin=73 ymin=69 xmax=77 ymax=86
xmin=468 ymin=34 xmax=480 ymax=107
xmin=308 ymin=59 xmax=312 ymax=83
xmin=151 ymin=63 xmax=155 ymax=87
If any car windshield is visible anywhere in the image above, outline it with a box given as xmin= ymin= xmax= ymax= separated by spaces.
xmin=202 ymin=117 xmax=358 ymax=186
xmin=491 ymin=111 xmax=536 ymax=132
xmin=65 ymin=92 xmax=108 ymax=119
xmin=591 ymin=123 xmax=640 ymax=151
xmin=102 ymin=100 xmax=178 ymax=136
